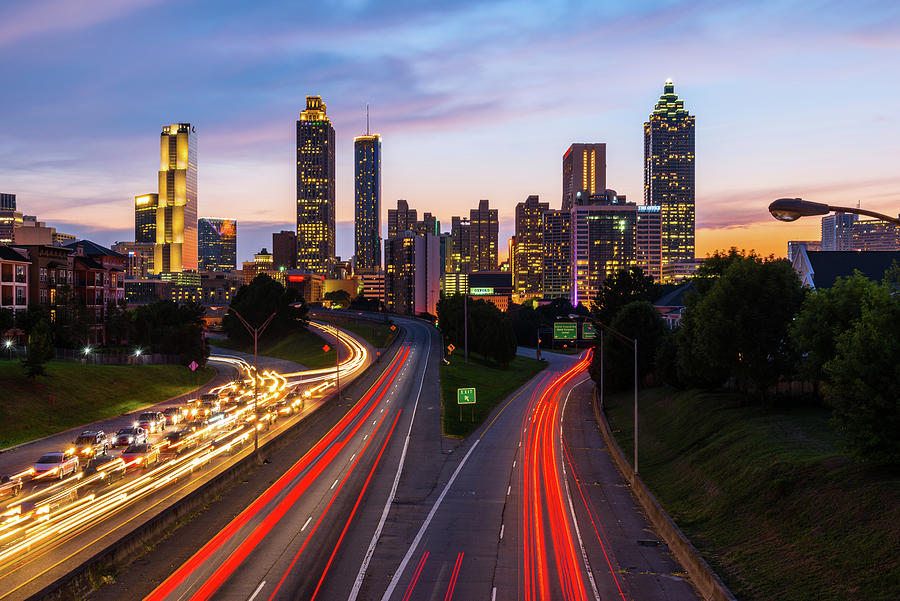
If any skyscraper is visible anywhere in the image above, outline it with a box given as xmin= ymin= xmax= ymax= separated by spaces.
xmin=821 ymin=212 xmax=857 ymax=251
xmin=514 ymin=195 xmax=549 ymax=297
xmin=851 ymin=219 xmax=900 ymax=251
xmin=296 ymin=96 xmax=335 ymax=277
xmin=198 ymin=218 xmax=237 ymax=272
xmin=384 ymin=231 xmax=441 ymax=316
xmin=354 ymin=131 xmax=381 ymax=272
xmin=636 ymin=205 xmax=662 ymax=282
xmin=272 ymin=230 xmax=297 ymax=271
xmin=450 ymin=216 xmax=471 ymax=274
xmin=469 ymin=199 xmax=499 ymax=272
xmin=134 ymin=193 xmax=157 ymax=244
xmin=0 ymin=193 xmax=14 ymax=210
xmin=0 ymin=193 xmax=21 ymax=244
xmin=563 ymin=143 xmax=606 ymax=211
xmin=388 ymin=199 xmax=417 ymax=240
xmin=571 ymin=190 xmax=637 ymax=307
xmin=542 ymin=210 xmax=571 ymax=300
xmin=644 ymin=79 xmax=695 ymax=266
xmin=155 ymin=123 xmax=198 ymax=274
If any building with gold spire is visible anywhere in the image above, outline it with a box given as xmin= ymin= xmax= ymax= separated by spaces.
xmin=644 ymin=79 xmax=695 ymax=268
xmin=296 ymin=96 xmax=336 ymax=277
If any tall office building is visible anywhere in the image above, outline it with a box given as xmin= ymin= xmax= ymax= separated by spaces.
xmin=821 ymin=212 xmax=858 ymax=251
xmin=514 ymin=195 xmax=549 ymax=297
xmin=571 ymin=190 xmax=637 ymax=307
xmin=636 ymin=205 xmax=662 ymax=282
xmin=354 ymin=132 xmax=381 ymax=272
xmin=450 ymin=216 xmax=471 ymax=274
xmin=563 ymin=144 xmax=606 ymax=211
xmin=414 ymin=213 xmax=439 ymax=236
xmin=272 ymin=230 xmax=297 ymax=271
xmin=388 ymin=199 xmax=417 ymax=239
xmin=851 ymin=219 xmax=900 ymax=251
xmin=198 ymin=218 xmax=237 ymax=272
xmin=0 ymin=193 xmax=21 ymax=244
xmin=155 ymin=124 xmax=198 ymax=274
xmin=469 ymin=199 xmax=499 ymax=272
xmin=384 ymin=231 xmax=441 ymax=316
xmin=644 ymin=79 xmax=695 ymax=266
xmin=296 ymin=96 xmax=335 ymax=277
xmin=134 ymin=193 xmax=158 ymax=244
xmin=542 ymin=210 xmax=571 ymax=300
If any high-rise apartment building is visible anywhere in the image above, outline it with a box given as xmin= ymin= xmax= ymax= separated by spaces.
xmin=821 ymin=212 xmax=858 ymax=251
xmin=542 ymin=209 xmax=571 ymax=300
xmin=134 ymin=193 xmax=158 ymax=244
xmin=354 ymin=133 xmax=381 ymax=272
xmin=637 ymin=205 xmax=662 ymax=282
xmin=388 ymin=199 xmax=417 ymax=240
xmin=0 ymin=193 xmax=21 ymax=244
xmin=384 ymin=231 xmax=440 ymax=316
xmin=563 ymin=144 xmax=606 ymax=212
xmin=644 ymin=79 xmax=695 ymax=266
xmin=155 ymin=124 xmax=198 ymax=274
xmin=851 ymin=219 xmax=900 ymax=251
xmin=296 ymin=96 xmax=335 ymax=277
xmin=571 ymin=190 xmax=637 ymax=307
xmin=469 ymin=199 xmax=499 ymax=272
xmin=514 ymin=195 xmax=549 ymax=297
xmin=450 ymin=216 xmax=471 ymax=274
xmin=198 ymin=218 xmax=237 ymax=272
xmin=272 ymin=230 xmax=297 ymax=271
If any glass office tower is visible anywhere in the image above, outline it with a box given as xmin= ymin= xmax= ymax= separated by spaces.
xmin=296 ymin=96 xmax=336 ymax=277
xmin=354 ymin=133 xmax=381 ymax=272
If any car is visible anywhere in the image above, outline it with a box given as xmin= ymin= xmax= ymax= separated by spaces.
xmin=164 ymin=429 xmax=198 ymax=454
xmin=33 ymin=451 xmax=79 ymax=479
xmin=113 ymin=427 xmax=148 ymax=447
xmin=73 ymin=431 xmax=109 ymax=458
xmin=121 ymin=443 xmax=161 ymax=467
xmin=162 ymin=406 xmax=185 ymax=427
xmin=137 ymin=411 xmax=166 ymax=433
xmin=0 ymin=475 xmax=23 ymax=499
xmin=82 ymin=456 xmax=126 ymax=485
xmin=199 ymin=398 xmax=221 ymax=416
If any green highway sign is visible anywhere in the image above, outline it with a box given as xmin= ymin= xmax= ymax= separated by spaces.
xmin=582 ymin=322 xmax=597 ymax=340
xmin=469 ymin=287 xmax=494 ymax=295
xmin=457 ymin=387 xmax=476 ymax=405
xmin=553 ymin=322 xmax=577 ymax=340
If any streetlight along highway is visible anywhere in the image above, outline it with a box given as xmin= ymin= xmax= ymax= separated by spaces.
xmin=768 ymin=197 xmax=900 ymax=225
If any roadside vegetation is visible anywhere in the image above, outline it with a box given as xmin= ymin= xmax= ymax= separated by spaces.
xmin=439 ymin=352 xmax=546 ymax=437
xmin=0 ymin=362 xmax=214 ymax=448
xmin=313 ymin=312 xmax=398 ymax=348
xmin=604 ymin=387 xmax=900 ymax=601
xmin=213 ymin=328 xmax=335 ymax=369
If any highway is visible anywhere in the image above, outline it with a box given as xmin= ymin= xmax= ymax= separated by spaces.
xmin=0 ymin=321 xmax=370 ymax=601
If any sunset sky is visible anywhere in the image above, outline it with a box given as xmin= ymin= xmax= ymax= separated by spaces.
xmin=1 ymin=0 xmax=898 ymax=263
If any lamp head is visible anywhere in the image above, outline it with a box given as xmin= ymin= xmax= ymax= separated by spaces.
xmin=769 ymin=198 xmax=831 ymax=222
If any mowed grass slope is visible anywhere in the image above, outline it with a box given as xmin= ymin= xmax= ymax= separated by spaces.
xmin=214 ymin=327 xmax=336 ymax=369
xmin=0 ymin=361 xmax=214 ymax=448
xmin=313 ymin=313 xmax=398 ymax=348
xmin=440 ymin=353 xmax=546 ymax=437
xmin=603 ymin=387 xmax=900 ymax=601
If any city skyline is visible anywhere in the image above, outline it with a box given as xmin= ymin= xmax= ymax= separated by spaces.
xmin=1 ymin=1 xmax=898 ymax=262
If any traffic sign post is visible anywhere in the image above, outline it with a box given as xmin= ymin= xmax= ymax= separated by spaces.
xmin=457 ymin=387 xmax=476 ymax=421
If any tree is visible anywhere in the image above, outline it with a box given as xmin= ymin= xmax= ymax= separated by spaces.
xmin=22 ymin=319 xmax=54 ymax=378
xmin=591 ymin=266 xmax=661 ymax=325
xmin=224 ymin=274 xmax=307 ymax=345
xmin=132 ymin=300 xmax=210 ymax=365
xmin=790 ymin=272 xmax=877 ymax=384
xmin=824 ymin=287 xmax=900 ymax=462
xmin=674 ymin=255 xmax=804 ymax=403
xmin=436 ymin=294 xmax=518 ymax=365
xmin=589 ymin=301 xmax=667 ymax=391
xmin=0 ymin=308 xmax=13 ymax=337
xmin=324 ymin=289 xmax=351 ymax=309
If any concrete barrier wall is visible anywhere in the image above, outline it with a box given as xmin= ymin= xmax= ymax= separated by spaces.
xmin=591 ymin=387 xmax=738 ymax=601
xmin=27 ymin=330 xmax=404 ymax=601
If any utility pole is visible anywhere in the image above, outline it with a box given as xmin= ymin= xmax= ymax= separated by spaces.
xmin=229 ymin=308 xmax=277 ymax=461
xmin=464 ymin=293 xmax=469 ymax=363
xmin=335 ymin=328 xmax=341 ymax=396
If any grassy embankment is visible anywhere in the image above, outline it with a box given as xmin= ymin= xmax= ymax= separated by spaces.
xmin=213 ymin=327 xmax=336 ymax=369
xmin=440 ymin=353 xmax=546 ymax=437
xmin=603 ymin=387 xmax=900 ymax=601
xmin=0 ymin=362 xmax=214 ymax=448
xmin=312 ymin=313 xmax=398 ymax=348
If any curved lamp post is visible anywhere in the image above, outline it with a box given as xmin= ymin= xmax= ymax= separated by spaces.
xmin=769 ymin=198 xmax=900 ymax=225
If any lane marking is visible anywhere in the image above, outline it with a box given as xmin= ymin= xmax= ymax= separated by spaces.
xmin=331 ymin=479 xmax=339 ymax=490
xmin=347 ymin=326 xmax=432 ymax=601
xmin=507 ymin=485 xmax=511 ymax=496
xmin=247 ymin=580 xmax=266 ymax=601
xmin=499 ymin=524 xmax=505 ymax=540
xmin=350 ymin=453 xmax=356 ymax=462
xmin=301 ymin=516 xmax=312 ymax=532
xmin=491 ymin=587 xmax=497 ymax=601
xmin=512 ymin=460 xmax=516 ymax=468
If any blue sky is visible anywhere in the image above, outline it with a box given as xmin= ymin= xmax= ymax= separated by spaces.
xmin=1 ymin=0 xmax=899 ymax=261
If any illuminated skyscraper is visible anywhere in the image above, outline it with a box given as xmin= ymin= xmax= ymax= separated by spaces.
xmin=469 ymin=199 xmax=498 ymax=272
xmin=134 ymin=193 xmax=157 ymax=244
xmin=563 ymin=143 xmax=606 ymax=211
xmin=636 ymin=205 xmax=662 ymax=282
xmin=644 ymin=79 xmax=695 ymax=266
xmin=198 ymin=218 xmax=237 ymax=272
xmin=514 ymin=195 xmax=549 ymax=297
xmin=296 ymin=96 xmax=335 ymax=277
xmin=0 ymin=193 xmax=21 ymax=244
xmin=155 ymin=124 xmax=198 ymax=273
xmin=388 ymin=199 xmax=417 ymax=239
xmin=354 ymin=132 xmax=381 ymax=272
xmin=821 ymin=212 xmax=857 ymax=251
xmin=450 ymin=216 xmax=471 ymax=274
xmin=542 ymin=210 xmax=571 ymax=300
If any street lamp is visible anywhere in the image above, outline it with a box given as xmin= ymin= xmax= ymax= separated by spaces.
xmin=589 ymin=318 xmax=641 ymax=475
xmin=228 ymin=307 xmax=277 ymax=460
xmin=83 ymin=346 xmax=92 ymax=363
xmin=768 ymin=197 xmax=900 ymax=225
xmin=134 ymin=348 xmax=143 ymax=364
xmin=4 ymin=339 xmax=12 ymax=360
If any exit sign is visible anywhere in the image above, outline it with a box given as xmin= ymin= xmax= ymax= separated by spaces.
xmin=457 ymin=387 xmax=476 ymax=405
